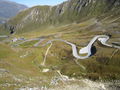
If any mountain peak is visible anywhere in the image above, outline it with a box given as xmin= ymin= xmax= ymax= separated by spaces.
xmin=0 ymin=0 xmax=28 ymax=24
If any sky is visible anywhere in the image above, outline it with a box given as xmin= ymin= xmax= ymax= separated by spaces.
xmin=9 ymin=0 xmax=68 ymax=7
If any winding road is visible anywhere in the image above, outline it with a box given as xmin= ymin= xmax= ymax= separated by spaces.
xmin=11 ymin=35 xmax=119 ymax=62
xmin=43 ymin=35 xmax=120 ymax=60
xmin=0 ymin=35 xmax=8 ymax=38
xmin=13 ymin=38 xmax=44 ymax=46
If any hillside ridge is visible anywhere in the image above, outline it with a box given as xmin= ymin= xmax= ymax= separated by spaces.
xmin=0 ymin=0 xmax=27 ymax=24
xmin=1 ymin=0 xmax=120 ymax=34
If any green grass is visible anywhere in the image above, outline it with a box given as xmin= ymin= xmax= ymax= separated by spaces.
xmin=0 ymin=0 xmax=120 ymax=89
xmin=19 ymin=40 xmax=39 ymax=47
xmin=1 ymin=0 xmax=119 ymax=35
xmin=0 ymin=16 xmax=120 ymax=89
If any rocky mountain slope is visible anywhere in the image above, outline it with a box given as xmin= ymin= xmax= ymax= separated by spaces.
xmin=0 ymin=0 xmax=120 ymax=89
xmin=1 ymin=0 xmax=120 ymax=34
xmin=0 ymin=0 xmax=27 ymax=24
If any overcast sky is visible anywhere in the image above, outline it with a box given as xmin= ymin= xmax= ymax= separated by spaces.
xmin=9 ymin=0 xmax=67 ymax=7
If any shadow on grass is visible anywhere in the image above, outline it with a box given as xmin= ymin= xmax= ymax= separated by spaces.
xmin=90 ymin=46 xmax=97 ymax=56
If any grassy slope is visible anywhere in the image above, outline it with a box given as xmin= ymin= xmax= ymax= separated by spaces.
xmin=2 ymin=0 xmax=120 ymax=35
xmin=0 ymin=0 xmax=120 ymax=89
xmin=0 ymin=16 xmax=120 ymax=89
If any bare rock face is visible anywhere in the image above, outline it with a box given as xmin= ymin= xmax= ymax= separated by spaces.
xmin=2 ymin=0 xmax=120 ymax=34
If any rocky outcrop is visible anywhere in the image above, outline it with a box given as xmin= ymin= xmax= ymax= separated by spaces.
xmin=3 ymin=0 xmax=120 ymax=34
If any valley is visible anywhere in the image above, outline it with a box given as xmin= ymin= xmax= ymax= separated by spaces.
xmin=0 ymin=0 xmax=120 ymax=90
xmin=0 ymin=18 xmax=120 ymax=89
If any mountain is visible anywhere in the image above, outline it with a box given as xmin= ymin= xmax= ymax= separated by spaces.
xmin=0 ymin=0 xmax=27 ymax=24
xmin=1 ymin=0 xmax=120 ymax=34
xmin=0 ymin=0 xmax=120 ymax=89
